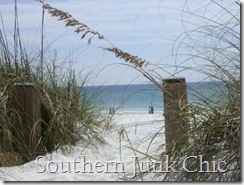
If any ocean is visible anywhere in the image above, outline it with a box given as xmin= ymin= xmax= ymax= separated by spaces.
xmin=84 ymin=81 xmax=224 ymax=114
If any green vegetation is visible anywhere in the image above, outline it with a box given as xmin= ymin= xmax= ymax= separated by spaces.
xmin=0 ymin=4 xmax=108 ymax=166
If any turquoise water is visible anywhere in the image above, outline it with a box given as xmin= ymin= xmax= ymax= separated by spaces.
xmin=84 ymin=81 xmax=224 ymax=114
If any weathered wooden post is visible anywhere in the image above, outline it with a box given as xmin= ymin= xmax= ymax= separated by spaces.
xmin=163 ymin=78 xmax=188 ymax=155
xmin=11 ymin=83 xmax=51 ymax=159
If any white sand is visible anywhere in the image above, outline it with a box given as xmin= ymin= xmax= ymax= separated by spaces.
xmin=0 ymin=113 xmax=165 ymax=181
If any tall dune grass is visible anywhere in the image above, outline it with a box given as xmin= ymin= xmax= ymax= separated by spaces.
xmin=0 ymin=4 xmax=108 ymax=166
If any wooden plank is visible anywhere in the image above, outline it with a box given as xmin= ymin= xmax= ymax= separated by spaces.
xmin=11 ymin=83 xmax=51 ymax=159
xmin=163 ymin=78 xmax=188 ymax=155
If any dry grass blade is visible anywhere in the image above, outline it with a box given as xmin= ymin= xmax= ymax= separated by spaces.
xmin=42 ymin=4 xmax=104 ymax=43
xmin=103 ymin=47 xmax=147 ymax=68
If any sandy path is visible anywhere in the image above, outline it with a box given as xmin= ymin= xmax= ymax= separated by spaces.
xmin=0 ymin=113 xmax=165 ymax=181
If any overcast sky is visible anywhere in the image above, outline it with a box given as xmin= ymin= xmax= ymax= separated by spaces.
xmin=0 ymin=0 xmax=239 ymax=85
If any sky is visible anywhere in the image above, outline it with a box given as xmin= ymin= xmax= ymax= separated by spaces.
xmin=0 ymin=0 xmax=240 ymax=86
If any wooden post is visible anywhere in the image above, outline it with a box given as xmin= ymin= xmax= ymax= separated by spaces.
xmin=11 ymin=83 xmax=51 ymax=159
xmin=163 ymin=78 xmax=188 ymax=155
